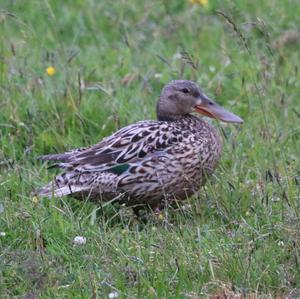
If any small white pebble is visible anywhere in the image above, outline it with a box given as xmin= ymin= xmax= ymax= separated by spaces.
xmin=73 ymin=236 xmax=86 ymax=245
xmin=108 ymin=291 xmax=119 ymax=299
xmin=0 ymin=232 xmax=6 ymax=237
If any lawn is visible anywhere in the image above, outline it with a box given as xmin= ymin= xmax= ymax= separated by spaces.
xmin=1 ymin=0 xmax=300 ymax=298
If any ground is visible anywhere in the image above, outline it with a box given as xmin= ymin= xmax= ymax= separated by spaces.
xmin=0 ymin=0 xmax=300 ymax=298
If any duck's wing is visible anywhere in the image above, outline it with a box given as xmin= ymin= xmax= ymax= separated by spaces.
xmin=40 ymin=120 xmax=181 ymax=172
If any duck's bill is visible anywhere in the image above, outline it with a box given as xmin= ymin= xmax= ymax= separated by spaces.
xmin=194 ymin=97 xmax=243 ymax=124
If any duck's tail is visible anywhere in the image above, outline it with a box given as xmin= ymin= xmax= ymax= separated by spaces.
xmin=38 ymin=153 xmax=72 ymax=162
xmin=35 ymin=171 xmax=118 ymax=199
xmin=35 ymin=171 xmax=85 ymax=198
xmin=36 ymin=182 xmax=84 ymax=198
xmin=38 ymin=146 xmax=89 ymax=162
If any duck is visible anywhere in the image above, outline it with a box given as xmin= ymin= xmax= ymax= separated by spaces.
xmin=37 ymin=80 xmax=243 ymax=210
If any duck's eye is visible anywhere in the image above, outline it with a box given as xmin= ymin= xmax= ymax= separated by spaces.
xmin=181 ymin=88 xmax=189 ymax=94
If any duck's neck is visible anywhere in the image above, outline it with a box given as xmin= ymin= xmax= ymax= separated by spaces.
xmin=157 ymin=113 xmax=190 ymax=121
xmin=156 ymin=102 xmax=190 ymax=121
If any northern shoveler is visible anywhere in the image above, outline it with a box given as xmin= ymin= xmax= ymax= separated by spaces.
xmin=37 ymin=80 xmax=243 ymax=209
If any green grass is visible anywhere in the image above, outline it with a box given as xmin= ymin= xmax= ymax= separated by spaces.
xmin=1 ymin=0 xmax=300 ymax=297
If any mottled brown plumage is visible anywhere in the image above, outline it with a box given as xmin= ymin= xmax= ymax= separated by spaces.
xmin=37 ymin=80 xmax=243 ymax=208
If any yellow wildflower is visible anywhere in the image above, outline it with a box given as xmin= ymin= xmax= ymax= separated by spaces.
xmin=46 ymin=66 xmax=56 ymax=76
xmin=32 ymin=196 xmax=39 ymax=204
xmin=189 ymin=0 xmax=209 ymax=6
xmin=148 ymin=287 xmax=157 ymax=296
xmin=158 ymin=213 xmax=164 ymax=220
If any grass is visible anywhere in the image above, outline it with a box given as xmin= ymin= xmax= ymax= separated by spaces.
xmin=1 ymin=0 xmax=300 ymax=298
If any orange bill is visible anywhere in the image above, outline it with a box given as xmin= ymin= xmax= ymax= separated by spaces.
xmin=194 ymin=95 xmax=243 ymax=124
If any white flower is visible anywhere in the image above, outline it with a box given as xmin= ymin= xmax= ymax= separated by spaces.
xmin=224 ymin=58 xmax=231 ymax=66
xmin=154 ymin=73 xmax=162 ymax=79
xmin=182 ymin=204 xmax=192 ymax=211
xmin=209 ymin=66 xmax=216 ymax=73
xmin=277 ymin=240 xmax=284 ymax=247
xmin=271 ymin=196 xmax=280 ymax=202
xmin=0 ymin=232 xmax=6 ymax=237
xmin=173 ymin=52 xmax=182 ymax=60
xmin=73 ymin=236 xmax=86 ymax=245
xmin=108 ymin=291 xmax=119 ymax=299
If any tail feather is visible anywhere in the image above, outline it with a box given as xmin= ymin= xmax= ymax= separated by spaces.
xmin=36 ymin=171 xmax=118 ymax=199
xmin=36 ymin=182 xmax=86 ymax=198
xmin=38 ymin=146 xmax=89 ymax=162
xmin=38 ymin=153 xmax=72 ymax=162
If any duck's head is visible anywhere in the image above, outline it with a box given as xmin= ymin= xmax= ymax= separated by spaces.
xmin=157 ymin=80 xmax=243 ymax=123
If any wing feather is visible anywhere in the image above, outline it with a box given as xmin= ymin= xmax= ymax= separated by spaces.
xmin=42 ymin=120 xmax=181 ymax=172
